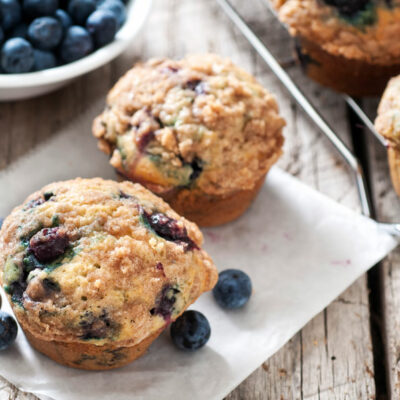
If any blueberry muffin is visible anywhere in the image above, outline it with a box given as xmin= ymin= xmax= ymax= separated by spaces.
xmin=271 ymin=0 xmax=400 ymax=96
xmin=0 ymin=178 xmax=217 ymax=370
xmin=92 ymin=54 xmax=285 ymax=227
xmin=375 ymin=76 xmax=400 ymax=195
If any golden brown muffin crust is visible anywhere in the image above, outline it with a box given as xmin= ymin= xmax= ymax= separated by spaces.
xmin=0 ymin=178 xmax=217 ymax=348
xmin=93 ymin=54 xmax=285 ymax=196
xmin=272 ymin=0 xmax=400 ymax=64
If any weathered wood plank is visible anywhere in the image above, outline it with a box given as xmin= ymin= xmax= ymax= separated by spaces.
xmin=0 ymin=1 xmax=376 ymax=399
xmin=363 ymin=97 xmax=400 ymax=400
xmin=226 ymin=2 xmax=374 ymax=399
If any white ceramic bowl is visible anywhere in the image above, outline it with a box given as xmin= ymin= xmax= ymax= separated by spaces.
xmin=0 ymin=0 xmax=152 ymax=101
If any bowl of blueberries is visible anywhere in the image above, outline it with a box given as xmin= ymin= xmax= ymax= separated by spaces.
xmin=0 ymin=0 xmax=152 ymax=100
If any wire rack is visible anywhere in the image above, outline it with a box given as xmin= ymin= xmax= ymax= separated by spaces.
xmin=216 ymin=0 xmax=400 ymax=239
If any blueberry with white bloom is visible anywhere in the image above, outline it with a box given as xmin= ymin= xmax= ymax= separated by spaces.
xmin=1 ymin=38 xmax=34 ymax=73
xmin=0 ymin=0 xmax=127 ymax=73
xmin=68 ymin=0 xmax=96 ymax=25
xmin=33 ymin=49 xmax=56 ymax=70
xmin=170 ymin=310 xmax=211 ymax=351
xmin=213 ymin=269 xmax=252 ymax=309
xmin=60 ymin=25 xmax=93 ymax=63
xmin=55 ymin=9 xmax=72 ymax=32
xmin=28 ymin=17 xmax=63 ymax=50
xmin=86 ymin=9 xmax=117 ymax=47
xmin=98 ymin=0 xmax=126 ymax=28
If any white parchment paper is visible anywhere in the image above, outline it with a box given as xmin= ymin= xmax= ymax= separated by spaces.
xmin=0 ymin=102 xmax=397 ymax=400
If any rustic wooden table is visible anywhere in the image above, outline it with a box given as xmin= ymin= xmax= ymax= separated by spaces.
xmin=1 ymin=1 xmax=399 ymax=399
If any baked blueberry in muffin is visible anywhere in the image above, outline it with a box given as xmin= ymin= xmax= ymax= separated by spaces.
xmin=271 ymin=0 xmax=400 ymax=96
xmin=93 ymin=54 xmax=285 ymax=226
xmin=0 ymin=178 xmax=217 ymax=369
xmin=323 ymin=0 xmax=376 ymax=23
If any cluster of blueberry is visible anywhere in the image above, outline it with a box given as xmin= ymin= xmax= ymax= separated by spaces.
xmin=0 ymin=0 xmax=128 ymax=74
xmin=170 ymin=269 xmax=252 ymax=351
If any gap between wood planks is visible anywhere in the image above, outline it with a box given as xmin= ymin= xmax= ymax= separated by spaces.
xmin=347 ymin=103 xmax=389 ymax=400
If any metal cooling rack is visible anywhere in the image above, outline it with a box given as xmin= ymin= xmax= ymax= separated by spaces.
xmin=216 ymin=0 xmax=400 ymax=238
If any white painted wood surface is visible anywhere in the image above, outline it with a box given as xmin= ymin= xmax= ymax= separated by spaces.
xmin=0 ymin=1 xmax=382 ymax=398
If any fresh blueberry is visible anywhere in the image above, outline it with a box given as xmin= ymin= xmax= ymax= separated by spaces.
xmin=0 ymin=0 xmax=21 ymax=31
xmin=0 ymin=311 xmax=18 ymax=350
xmin=1 ymin=38 xmax=34 ymax=73
xmin=23 ymin=0 xmax=59 ymax=19
xmin=98 ymin=0 xmax=126 ymax=28
xmin=60 ymin=25 xmax=93 ymax=63
xmin=28 ymin=17 xmax=63 ymax=50
xmin=86 ymin=9 xmax=117 ymax=48
xmin=68 ymin=0 xmax=96 ymax=25
xmin=0 ymin=27 xmax=3 ymax=45
xmin=170 ymin=310 xmax=211 ymax=351
xmin=9 ymin=23 xmax=28 ymax=39
xmin=55 ymin=9 xmax=72 ymax=33
xmin=213 ymin=269 xmax=252 ymax=309
xmin=33 ymin=49 xmax=56 ymax=70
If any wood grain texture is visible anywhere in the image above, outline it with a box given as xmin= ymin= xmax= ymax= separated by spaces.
xmin=0 ymin=1 xmax=377 ymax=399
xmin=363 ymin=97 xmax=400 ymax=400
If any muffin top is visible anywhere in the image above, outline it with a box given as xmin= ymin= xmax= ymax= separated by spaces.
xmin=93 ymin=54 xmax=285 ymax=196
xmin=0 ymin=178 xmax=217 ymax=347
xmin=375 ymin=75 xmax=400 ymax=147
xmin=272 ymin=0 xmax=400 ymax=64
